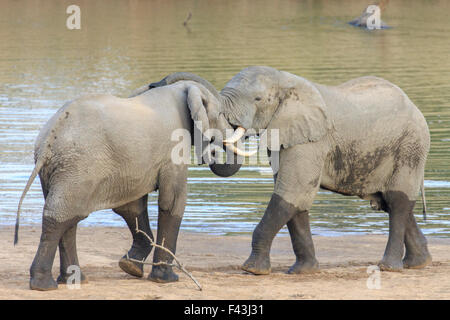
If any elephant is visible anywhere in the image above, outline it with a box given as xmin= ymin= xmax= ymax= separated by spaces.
xmin=14 ymin=74 xmax=246 ymax=291
xmin=148 ymin=66 xmax=432 ymax=275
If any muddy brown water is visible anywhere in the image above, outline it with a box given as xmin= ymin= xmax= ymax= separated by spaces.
xmin=0 ymin=0 xmax=449 ymax=236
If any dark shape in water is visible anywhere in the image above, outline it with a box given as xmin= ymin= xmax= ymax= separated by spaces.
xmin=349 ymin=5 xmax=391 ymax=30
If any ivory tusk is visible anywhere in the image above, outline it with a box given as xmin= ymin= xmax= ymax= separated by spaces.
xmin=223 ymin=127 xmax=246 ymax=144
xmin=224 ymin=142 xmax=257 ymax=157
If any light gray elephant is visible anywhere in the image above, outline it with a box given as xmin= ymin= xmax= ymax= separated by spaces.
xmin=14 ymin=74 xmax=244 ymax=291
xmin=150 ymin=66 xmax=432 ymax=275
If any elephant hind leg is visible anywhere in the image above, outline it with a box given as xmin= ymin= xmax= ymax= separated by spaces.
xmin=31 ymin=182 xmax=89 ymax=290
xmin=113 ymin=195 xmax=154 ymax=278
xmin=30 ymin=212 xmax=83 ymax=291
xmin=403 ymin=213 xmax=432 ymax=269
xmin=379 ymin=189 xmax=432 ymax=271
xmin=57 ymin=223 xmax=88 ymax=285
xmin=379 ymin=167 xmax=431 ymax=271
xmin=378 ymin=190 xmax=412 ymax=271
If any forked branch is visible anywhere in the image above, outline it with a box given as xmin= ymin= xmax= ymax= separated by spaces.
xmin=124 ymin=218 xmax=202 ymax=291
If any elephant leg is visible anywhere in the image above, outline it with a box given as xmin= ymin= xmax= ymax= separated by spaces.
xmin=114 ymin=195 xmax=154 ymax=278
xmin=242 ymin=193 xmax=300 ymax=275
xmin=30 ymin=213 xmax=81 ymax=291
xmin=379 ymin=190 xmax=415 ymax=271
xmin=148 ymin=165 xmax=187 ymax=283
xmin=243 ymin=145 xmax=323 ymax=275
xmin=286 ymin=210 xmax=319 ymax=274
xmin=56 ymin=223 xmax=88 ymax=284
xmin=403 ymin=213 xmax=432 ymax=269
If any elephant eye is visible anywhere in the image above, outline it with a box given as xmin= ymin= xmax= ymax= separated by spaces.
xmin=255 ymin=97 xmax=262 ymax=101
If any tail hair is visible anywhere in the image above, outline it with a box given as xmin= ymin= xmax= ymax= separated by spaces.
xmin=421 ymin=178 xmax=427 ymax=221
xmin=14 ymin=157 xmax=46 ymax=245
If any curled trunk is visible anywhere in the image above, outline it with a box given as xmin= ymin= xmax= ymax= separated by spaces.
xmin=208 ymin=151 xmax=242 ymax=177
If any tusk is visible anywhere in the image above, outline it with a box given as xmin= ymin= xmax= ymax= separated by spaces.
xmin=224 ymin=142 xmax=257 ymax=157
xmin=223 ymin=127 xmax=246 ymax=144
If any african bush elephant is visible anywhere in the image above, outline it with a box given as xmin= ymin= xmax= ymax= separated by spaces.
xmin=15 ymin=75 xmax=244 ymax=291
xmin=151 ymin=66 xmax=432 ymax=275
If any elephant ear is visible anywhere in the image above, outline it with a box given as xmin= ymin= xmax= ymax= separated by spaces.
xmin=186 ymin=85 xmax=220 ymax=141
xmin=265 ymin=80 xmax=331 ymax=150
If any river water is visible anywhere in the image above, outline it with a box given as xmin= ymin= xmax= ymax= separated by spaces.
xmin=0 ymin=0 xmax=449 ymax=237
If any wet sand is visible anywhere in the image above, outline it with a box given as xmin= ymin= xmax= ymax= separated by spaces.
xmin=1 ymin=225 xmax=449 ymax=299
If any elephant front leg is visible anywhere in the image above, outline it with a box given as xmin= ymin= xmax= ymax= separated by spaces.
xmin=287 ymin=210 xmax=319 ymax=274
xmin=115 ymin=195 xmax=154 ymax=278
xmin=56 ymin=223 xmax=88 ymax=285
xmin=242 ymin=194 xmax=299 ymax=275
xmin=148 ymin=211 xmax=183 ymax=283
xmin=148 ymin=166 xmax=187 ymax=283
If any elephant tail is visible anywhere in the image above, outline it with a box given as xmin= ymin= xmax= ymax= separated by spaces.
xmin=421 ymin=177 xmax=427 ymax=221
xmin=13 ymin=106 xmax=66 ymax=245
xmin=14 ymin=156 xmax=47 ymax=245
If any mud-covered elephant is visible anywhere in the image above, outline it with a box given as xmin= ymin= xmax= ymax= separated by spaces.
xmin=151 ymin=66 xmax=432 ymax=275
xmin=14 ymin=74 xmax=246 ymax=291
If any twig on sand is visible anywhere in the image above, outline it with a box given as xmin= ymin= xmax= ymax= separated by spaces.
xmin=124 ymin=218 xmax=202 ymax=291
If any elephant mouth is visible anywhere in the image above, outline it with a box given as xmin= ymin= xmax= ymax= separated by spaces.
xmin=206 ymin=126 xmax=255 ymax=173
xmin=222 ymin=126 xmax=256 ymax=157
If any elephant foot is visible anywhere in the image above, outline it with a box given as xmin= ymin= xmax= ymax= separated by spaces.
xmin=287 ymin=259 xmax=319 ymax=274
xmin=30 ymin=274 xmax=58 ymax=291
xmin=148 ymin=265 xmax=179 ymax=283
xmin=378 ymin=258 xmax=403 ymax=272
xmin=403 ymin=253 xmax=432 ymax=269
xmin=242 ymin=253 xmax=271 ymax=275
xmin=56 ymin=271 xmax=88 ymax=285
xmin=119 ymin=256 xmax=144 ymax=278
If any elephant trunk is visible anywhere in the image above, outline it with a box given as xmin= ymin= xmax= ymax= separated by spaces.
xmin=208 ymin=152 xmax=242 ymax=177
xmin=149 ymin=72 xmax=222 ymax=101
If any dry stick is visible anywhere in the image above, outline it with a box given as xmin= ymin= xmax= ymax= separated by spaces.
xmin=125 ymin=255 xmax=176 ymax=268
xmin=125 ymin=217 xmax=202 ymax=291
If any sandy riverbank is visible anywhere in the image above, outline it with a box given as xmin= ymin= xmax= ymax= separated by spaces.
xmin=1 ymin=225 xmax=449 ymax=299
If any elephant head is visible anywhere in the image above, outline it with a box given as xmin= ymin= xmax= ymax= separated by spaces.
xmin=146 ymin=72 xmax=254 ymax=177
xmin=217 ymin=66 xmax=332 ymax=151
xmin=148 ymin=67 xmax=332 ymax=175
